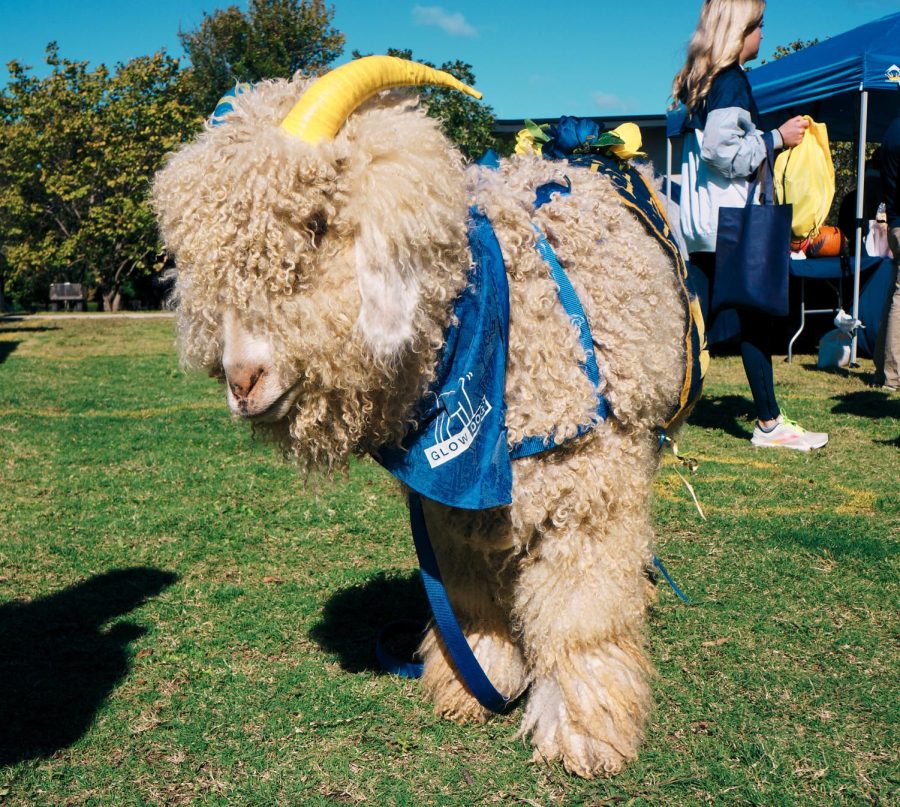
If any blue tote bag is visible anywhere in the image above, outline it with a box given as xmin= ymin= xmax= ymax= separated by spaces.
xmin=712 ymin=133 xmax=792 ymax=317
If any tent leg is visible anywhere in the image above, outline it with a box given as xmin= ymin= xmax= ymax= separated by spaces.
xmin=850 ymin=89 xmax=868 ymax=367
xmin=666 ymin=137 xmax=673 ymax=207
xmin=787 ymin=279 xmax=806 ymax=364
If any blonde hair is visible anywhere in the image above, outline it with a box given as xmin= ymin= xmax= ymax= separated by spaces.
xmin=672 ymin=0 xmax=765 ymax=113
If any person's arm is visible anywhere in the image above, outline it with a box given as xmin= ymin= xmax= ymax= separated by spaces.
xmin=700 ymin=105 xmax=773 ymax=178
xmin=699 ymin=69 xmax=801 ymax=179
xmin=698 ymin=70 xmax=771 ymax=178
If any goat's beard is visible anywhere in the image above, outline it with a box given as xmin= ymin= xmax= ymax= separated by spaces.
xmin=249 ymin=378 xmax=417 ymax=477
xmin=247 ymin=326 xmax=448 ymax=476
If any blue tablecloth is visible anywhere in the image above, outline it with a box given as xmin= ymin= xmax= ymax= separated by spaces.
xmin=789 ymin=255 xmax=892 ymax=357
xmin=789 ymin=254 xmax=881 ymax=279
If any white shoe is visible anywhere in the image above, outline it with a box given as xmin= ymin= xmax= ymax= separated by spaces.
xmin=751 ymin=416 xmax=828 ymax=451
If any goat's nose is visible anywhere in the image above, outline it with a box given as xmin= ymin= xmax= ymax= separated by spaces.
xmin=227 ymin=366 xmax=265 ymax=401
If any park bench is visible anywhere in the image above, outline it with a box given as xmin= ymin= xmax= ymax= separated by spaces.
xmin=49 ymin=282 xmax=86 ymax=312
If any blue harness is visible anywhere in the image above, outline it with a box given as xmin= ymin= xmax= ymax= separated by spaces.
xmin=372 ymin=189 xmax=614 ymax=713
xmin=373 ymin=157 xmax=698 ymax=713
xmin=375 ymin=205 xmax=607 ymax=510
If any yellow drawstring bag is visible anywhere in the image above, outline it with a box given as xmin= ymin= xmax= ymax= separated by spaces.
xmin=773 ymin=116 xmax=835 ymax=239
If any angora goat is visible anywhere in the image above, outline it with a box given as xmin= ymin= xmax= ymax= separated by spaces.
xmin=152 ymin=57 xmax=696 ymax=778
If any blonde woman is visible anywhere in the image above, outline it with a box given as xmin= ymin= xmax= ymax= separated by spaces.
xmin=673 ymin=0 xmax=828 ymax=451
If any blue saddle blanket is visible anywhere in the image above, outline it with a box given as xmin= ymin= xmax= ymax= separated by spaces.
xmin=374 ymin=210 xmax=514 ymax=510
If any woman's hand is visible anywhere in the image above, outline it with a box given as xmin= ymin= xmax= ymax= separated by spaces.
xmin=778 ymin=116 xmax=809 ymax=148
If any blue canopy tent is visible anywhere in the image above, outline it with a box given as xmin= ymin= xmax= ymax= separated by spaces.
xmin=666 ymin=12 xmax=900 ymax=360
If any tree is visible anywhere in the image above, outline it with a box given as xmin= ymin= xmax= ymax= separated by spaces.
xmin=352 ymin=48 xmax=500 ymax=161
xmin=0 ymin=44 xmax=197 ymax=310
xmin=759 ymin=38 xmax=819 ymax=65
xmin=179 ymin=0 xmax=344 ymax=118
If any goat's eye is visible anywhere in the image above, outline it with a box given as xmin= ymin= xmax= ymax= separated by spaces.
xmin=305 ymin=211 xmax=328 ymax=247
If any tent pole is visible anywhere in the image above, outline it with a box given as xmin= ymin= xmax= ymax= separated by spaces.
xmin=666 ymin=136 xmax=672 ymax=206
xmin=850 ymin=88 xmax=868 ymax=366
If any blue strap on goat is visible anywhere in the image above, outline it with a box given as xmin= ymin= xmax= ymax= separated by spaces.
xmin=376 ymin=211 xmax=607 ymax=709
xmin=564 ymin=151 xmax=708 ymax=429
xmin=375 ymin=148 xmax=699 ymax=708
xmin=510 ymin=213 xmax=609 ymax=457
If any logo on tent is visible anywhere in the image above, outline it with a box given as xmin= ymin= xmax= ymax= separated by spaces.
xmin=886 ymin=64 xmax=900 ymax=84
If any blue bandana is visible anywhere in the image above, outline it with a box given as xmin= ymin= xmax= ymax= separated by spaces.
xmin=374 ymin=210 xmax=514 ymax=510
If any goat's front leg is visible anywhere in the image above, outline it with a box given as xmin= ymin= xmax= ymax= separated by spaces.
xmin=416 ymin=498 xmax=528 ymax=723
xmin=513 ymin=444 xmax=657 ymax=777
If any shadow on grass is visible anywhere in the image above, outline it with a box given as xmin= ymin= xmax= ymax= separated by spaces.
xmin=798 ymin=360 xmax=852 ymax=379
xmin=830 ymin=390 xmax=900 ymax=421
xmin=0 ymin=567 xmax=177 ymax=766
xmin=0 ymin=325 xmax=60 ymax=334
xmin=771 ymin=524 xmax=892 ymax=565
xmin=0 ymin=341 xmax=20 ymax=364
xmin=310 ymin=571 xmax=428 ymax=674
xmin=686 ymin=394 xmax=755 ymax=440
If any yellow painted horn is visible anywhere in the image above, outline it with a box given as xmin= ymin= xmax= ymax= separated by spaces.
xmin=281 ymin=55 xmax=483 ymax=144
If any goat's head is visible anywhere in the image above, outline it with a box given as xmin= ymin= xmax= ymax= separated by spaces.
xmin=153 ymin=58 xmax=480 ymax=459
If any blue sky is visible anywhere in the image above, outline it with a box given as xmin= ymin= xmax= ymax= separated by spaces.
xmin=1 ymin=0 xmax=895 ymax=118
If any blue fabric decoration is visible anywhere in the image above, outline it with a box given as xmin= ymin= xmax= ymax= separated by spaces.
xmin=476 ymin=148 xmax=501 ymax=169
xmin=540 ymin=116 xmax=601 ymax=160
xmin=375 ymin=209 xmax=513 ymax=510
xmin=210 ymin=83 xmax=250 ymax=127
xmin=533 ymin=177 xmax=572 ymax=209
xmin=374 ymin=203 xmax=611 ymax=506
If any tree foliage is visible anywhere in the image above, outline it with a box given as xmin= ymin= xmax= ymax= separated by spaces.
xmin=179 ymin=0 xmax=344 ymax=118
xmin=760 ymin=38 xmax=819 ymax=65
xmin=0 ymin=8 xmax=498 ymax=310
xmin=0 ymin=45 xmax=197 ymax=310
xmin=353 ymin=48 xmax=500 ymax=161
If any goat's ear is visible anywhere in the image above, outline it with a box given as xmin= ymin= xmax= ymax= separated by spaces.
xmin=353 ymin=225 xmax=420 ymax=361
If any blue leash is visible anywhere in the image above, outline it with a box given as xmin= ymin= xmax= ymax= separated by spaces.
xmin=376 ymin=509 xmax=690 ymax=700
xmin=653 ymin=556 xmax=690 ymax=604
xmin=406 ymin=492 xmax=516 ymax=712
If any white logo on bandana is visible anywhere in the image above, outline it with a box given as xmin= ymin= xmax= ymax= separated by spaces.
xmin=426 ymin=373 xmax=492 ymax=469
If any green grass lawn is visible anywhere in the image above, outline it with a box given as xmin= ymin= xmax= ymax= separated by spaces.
xmin=0 ymin=316 xmax=897 ymax=806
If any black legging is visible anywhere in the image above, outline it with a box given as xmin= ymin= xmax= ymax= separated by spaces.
xmin=690 ymin=251 xmax=781 ymax=423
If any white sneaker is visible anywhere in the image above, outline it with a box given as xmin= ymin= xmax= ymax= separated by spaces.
xmin=751 ymin=416 xmax=828 ymax=451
